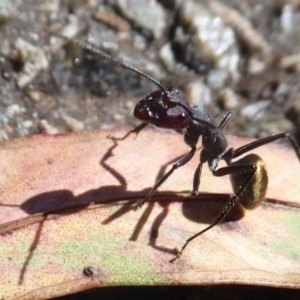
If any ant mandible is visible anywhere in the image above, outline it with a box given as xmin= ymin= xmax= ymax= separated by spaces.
xmin=58 ymin=35 xmax=300 ymax=261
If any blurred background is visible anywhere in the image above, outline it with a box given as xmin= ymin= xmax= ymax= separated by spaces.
xmin=0 ymin=0 xmax=299 ymax=144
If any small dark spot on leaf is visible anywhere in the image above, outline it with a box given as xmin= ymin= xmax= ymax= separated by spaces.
xmin=47 ymin=159 xmax=54 ymax=165
xmin=83 ymin=266 xmax=99 ymax=277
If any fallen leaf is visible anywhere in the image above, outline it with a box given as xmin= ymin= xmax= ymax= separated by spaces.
xmin=0 ymin=129 xmax=299 ymax=299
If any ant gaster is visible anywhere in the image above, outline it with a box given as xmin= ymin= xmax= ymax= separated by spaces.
xmin=59 ymin=35 xmax=300 ymax=261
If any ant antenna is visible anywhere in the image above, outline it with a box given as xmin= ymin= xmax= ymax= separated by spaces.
xmin=54 ymin=34 xmax=168 ymax=94
xmin=54 ymin=34 xmax=215 ymax=129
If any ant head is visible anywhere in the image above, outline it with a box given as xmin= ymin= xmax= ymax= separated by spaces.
xmin=134 ymin=88 xmax=192 ymax=129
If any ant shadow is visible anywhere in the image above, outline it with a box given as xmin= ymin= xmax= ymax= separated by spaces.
xmin=0 ymin=137 xmax=244 ymax=284
xmin=101 ymin=139 xmax=245 ymax=256
xmin=0 ymin=138 xmax=149 ymax=284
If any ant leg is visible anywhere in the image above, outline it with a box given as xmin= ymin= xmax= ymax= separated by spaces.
xmin=218 ymin=112 xmax=232 ymax=131
xmin=136 ymin=145 xmax=197 ymax=208
xmin=108 ymin=122 xmax=148 ymax=141
xmin=56 ymin=34 xmax=167 ymax=92
xmin=171 ymin=164 xmax=256 ymax=262
xmin=191 ymin=162 xmax=203 ymax=196
xmin=191 ymin=149 xmax=212 ymax=196
xmin=231 ymin=133 xmax=300 ymax=160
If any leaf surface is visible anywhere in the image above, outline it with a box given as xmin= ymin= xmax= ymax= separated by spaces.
xmin=0 ymin=129 xmax=299 ymax=299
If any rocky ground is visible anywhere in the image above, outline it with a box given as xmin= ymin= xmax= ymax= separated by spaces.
xmin=0 ymin=0 xmax=299 ymax=145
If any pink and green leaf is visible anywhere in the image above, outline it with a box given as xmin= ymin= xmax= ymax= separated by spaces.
xmin=0 ymin=129 xmax=299 ymax=299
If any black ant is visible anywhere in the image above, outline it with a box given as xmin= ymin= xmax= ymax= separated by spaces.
xmin=57 ymin=35 xmax=300 ymax=261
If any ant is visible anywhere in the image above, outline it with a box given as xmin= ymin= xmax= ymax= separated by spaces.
xmin=57 ymin=34 xmax=300 ymax=261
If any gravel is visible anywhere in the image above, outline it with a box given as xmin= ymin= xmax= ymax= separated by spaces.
xmin=0 ymin=0 xmax=299 ymax=146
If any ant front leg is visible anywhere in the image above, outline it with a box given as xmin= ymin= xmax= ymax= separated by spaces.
xmin=190 ymin=113 xmax=233 ymax=196
xmin=136 ymin=145 xmax=197 ymax=208
xmin=108 ymin=122 xmax=148 ymax=141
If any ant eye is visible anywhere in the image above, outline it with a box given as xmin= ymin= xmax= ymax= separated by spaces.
xmin=179 ymin=112 xmax=186 ymax=119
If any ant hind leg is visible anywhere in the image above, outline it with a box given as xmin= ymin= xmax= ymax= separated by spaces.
xmin=171 ymin=162 xmax=257 ymax=262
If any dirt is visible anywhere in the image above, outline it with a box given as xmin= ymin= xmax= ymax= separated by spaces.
xmin=0 ymin=0 xmax=299 ymax=144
